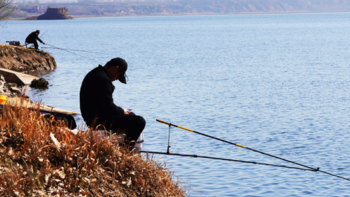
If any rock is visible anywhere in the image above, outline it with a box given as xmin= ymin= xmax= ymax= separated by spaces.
xmin=25 ymin=7 xmax=73 ymax=20
xmin=9 ymin=86 xmax=21 ymax=94
xmin=7 ymin=83 xmax=18 ymax=87
xmin=30 ymin=78 xmax=49 ymax=89
xmin=0 ymin=74 xmax=21 ymax=97
xmin=0 ymin=74 xmax=6 ymax=82
xmin=37 ymin=7 xmax=73 ymax=20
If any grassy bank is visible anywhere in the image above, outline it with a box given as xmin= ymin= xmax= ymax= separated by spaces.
xmin=0 ymin=97 xmax=187 ymax=196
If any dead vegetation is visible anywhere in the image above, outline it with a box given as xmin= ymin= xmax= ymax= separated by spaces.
xmin=0 ymin=96 xmax=187 ymax=196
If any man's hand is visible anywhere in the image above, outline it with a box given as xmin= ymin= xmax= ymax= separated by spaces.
xmin=123 ymin=108 xmax=131 ymax=114
xmin=43 ymin=42 xmax=45 ymax=45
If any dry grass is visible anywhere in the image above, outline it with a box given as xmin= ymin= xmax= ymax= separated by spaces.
xmin=0 ymin=96 xmax=187 ymax=196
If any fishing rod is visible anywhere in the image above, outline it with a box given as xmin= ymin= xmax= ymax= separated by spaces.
xmin=157 ymin=119 xmax=316 ymax=170
xmin=155 ymin=119 xmax=350 ymax=182
xmin=39 ymin=30 xmax=48 ymax=39
xmin=141 ymin=151 xmax=317 ymax=172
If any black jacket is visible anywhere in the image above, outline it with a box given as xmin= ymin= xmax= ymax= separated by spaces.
xmin=25 ymin=31 xmax=43 ymax=44
xmin=80 ymin=65 xmax=124 ymax=126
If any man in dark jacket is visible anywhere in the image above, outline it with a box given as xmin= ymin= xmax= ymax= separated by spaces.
xmin=25 ymin=30 xmax=45 ymax=49
xmin=80 ymin=57 xmax=146 ymax=146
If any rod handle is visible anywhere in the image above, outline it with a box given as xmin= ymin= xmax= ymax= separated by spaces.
xmin=156 ymin=119 xmax=170 ymax=125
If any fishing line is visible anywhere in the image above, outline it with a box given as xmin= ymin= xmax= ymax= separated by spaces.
xmin=155 ymin=119 xmax=350 ymax=182
xmin=44 ymin=43 xmax=114 ymax=56
xmin=43 ymin=43 xmax=100 ymax=63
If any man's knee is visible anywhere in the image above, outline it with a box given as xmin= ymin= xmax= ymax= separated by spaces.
xmin=135 ymin=116 xmax=146 ymax=130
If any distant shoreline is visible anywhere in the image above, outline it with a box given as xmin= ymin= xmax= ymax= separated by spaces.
xmin=6 ymin=10 xmax=350 ymax=21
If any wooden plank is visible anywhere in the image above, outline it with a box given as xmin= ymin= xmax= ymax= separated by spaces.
xmin=0 ymin=68 xmax=39 ymax=86
xmin=6 ymin=97 xmax=79 ymax=115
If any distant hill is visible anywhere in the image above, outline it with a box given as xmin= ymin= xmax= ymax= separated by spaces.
xmin=14 ymin=0 xmax=350 ymax=18
xmin=154 ymin=0 xmax=350 ymax=13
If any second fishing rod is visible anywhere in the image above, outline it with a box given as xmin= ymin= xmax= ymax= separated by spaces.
xmin=156 ymin=119 xmax=350 ymax=182
xmin=157 ymin=119 xmax=317 ymax=171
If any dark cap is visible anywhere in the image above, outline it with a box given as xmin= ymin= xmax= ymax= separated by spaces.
xmin=106 ymin=57 xmax=128 ymax=84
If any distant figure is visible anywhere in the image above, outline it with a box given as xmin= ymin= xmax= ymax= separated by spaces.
xmin=25 ymin=30 xmax=45 ymax=49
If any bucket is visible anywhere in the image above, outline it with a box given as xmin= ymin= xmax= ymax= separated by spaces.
xmin=0 ymin=95 xmax=7 ymax=105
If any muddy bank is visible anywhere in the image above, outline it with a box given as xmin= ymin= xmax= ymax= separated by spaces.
xmin=0 ymin=44 xmax=56 ymax=72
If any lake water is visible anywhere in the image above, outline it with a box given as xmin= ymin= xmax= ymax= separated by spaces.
xmin=1 ymin=13 xmax=350 ymax=196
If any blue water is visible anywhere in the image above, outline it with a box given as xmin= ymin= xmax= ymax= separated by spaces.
xmin=1 ymin=13 xmax=350 ymax=196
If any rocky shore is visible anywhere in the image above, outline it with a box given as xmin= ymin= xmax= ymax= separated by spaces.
xmin=0 ymin=44 xmax=54 ymax=98
xmin=0 ymin=44 xmax=56 ymax=72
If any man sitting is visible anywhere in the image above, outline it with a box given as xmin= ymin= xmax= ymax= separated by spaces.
xmin=80 ymin=57 xmax=146 ymax=148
